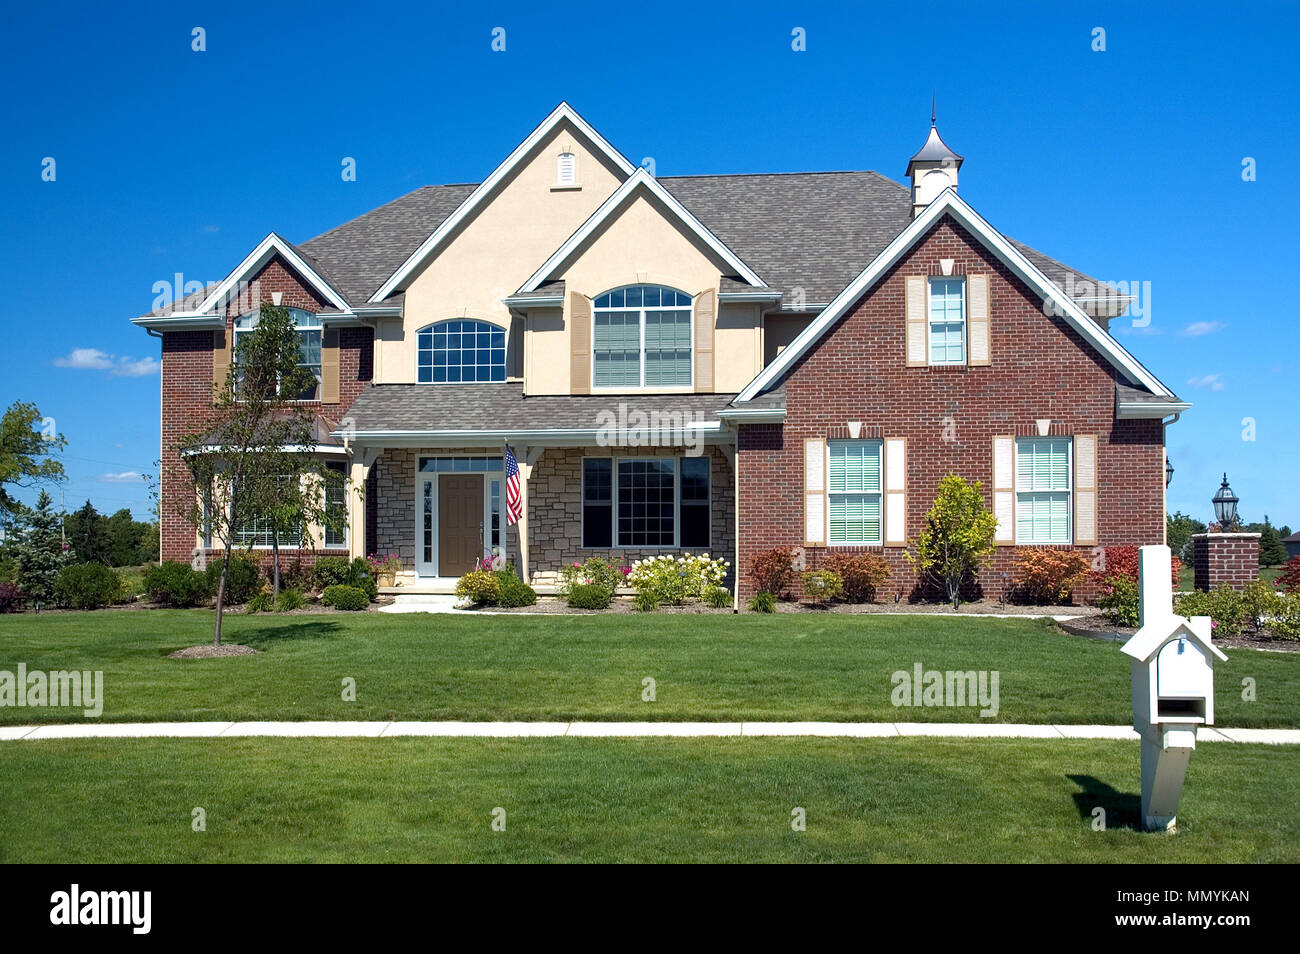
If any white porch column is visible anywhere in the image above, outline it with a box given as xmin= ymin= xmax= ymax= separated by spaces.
xmin=515 ymin=445 xmax=544 ymax=584
xmin=347 ymin=446 xmax=382 ymax=561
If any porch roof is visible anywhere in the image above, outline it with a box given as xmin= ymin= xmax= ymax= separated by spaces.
xmin=337 ymin=383 xmax=739 ymax=444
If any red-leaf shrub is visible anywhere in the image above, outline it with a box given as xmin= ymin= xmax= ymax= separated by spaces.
xmin=824 ymin=552 xmax=891 ymax=602
xmin=1011 ymin=548 xmax=1091 ymax=605
xmin=1276 ymin=556 xmax=1300 ymax=593
xmin=0 ymin=582 xmax=25 ymax=613
xmin=749 ymin=547 xmax=797 ymax=597
xmin=1091 ymin=545 xmax=1180 ymax=588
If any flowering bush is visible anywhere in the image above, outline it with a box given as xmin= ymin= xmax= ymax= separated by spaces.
xmin=628 ymin=553 xmax=729 ymax=605
xmin=367 ymin=553 xmax=403 ymax=577
xmin=823 ymin=552 xmax=890 ymax=603
xmin=1011 ymin=548 xmax=1091 ymax=605
xmin=559 ymin=556 xmax=629 ymax=595
xmin=748 ymin=547 xmax=797 ymax=597
xmin=455 ymin=570 xmax=500 ymax=605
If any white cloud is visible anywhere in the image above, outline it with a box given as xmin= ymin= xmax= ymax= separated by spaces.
xmin=1186 ymin=373 xmax=1225 ymax=391
xmin=54 ymin=349 xmax=160 ymax=377
xmin=99 ymin=471 xmax=145 ymax=483
xmin=1180 ymin=321 xmax=1225 ymax=336
xmin=201 ymin=224 xmax=220 ymax=234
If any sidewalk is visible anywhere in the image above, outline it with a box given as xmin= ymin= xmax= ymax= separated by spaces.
xmin=2 ymin=721 xmax=1297 ymax=743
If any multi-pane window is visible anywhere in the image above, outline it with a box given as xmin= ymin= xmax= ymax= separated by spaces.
xmin=1015 ymin=438 xmax=1071 ymax=544
xmin=592 ymin=285 xmax=693 ymax=388
xmin=233 ymin=307 xmax=322 ymax=400
xmin=827 ymin=440 xmax=883 ymax=544
xmin=928 ymin=277 xmax=966 ymax=365
xmin=580 ymin=456 xmax=711 ymax=548
xmin=417 ymin=320 xmax=506 ymax=383
xmin=233 ymin=476 xmax=301 ymax=548
xmin=324 ymin=460 xmax=347 ymax=549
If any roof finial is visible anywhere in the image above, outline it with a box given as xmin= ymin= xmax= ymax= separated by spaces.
xmin=931 ymin=92 xmax=936 ymax=126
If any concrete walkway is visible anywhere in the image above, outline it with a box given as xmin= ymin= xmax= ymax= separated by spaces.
xmin=2 ymin=721 xmax=1297 ymax=743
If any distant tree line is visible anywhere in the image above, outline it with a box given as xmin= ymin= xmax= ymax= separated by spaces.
xmin=1167 ymin=511 xmax=1290 ymax=567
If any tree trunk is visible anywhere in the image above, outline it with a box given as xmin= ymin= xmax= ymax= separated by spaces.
xmin=213 ymin=545 xmax=232 ymax=646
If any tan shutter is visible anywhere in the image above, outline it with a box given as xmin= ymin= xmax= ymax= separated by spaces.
xmin=804 ymin=438 xmax=826 ymax=546
xmin=1073 ymin=434 xmax=1098 ymax=546
xmin=968 ymin=274 xmax=990 ymax=366
xmin=569 ymin=291 xmax=591 ymax=395
xmin=321 ymin=328 xmax=340 ymax=403
xmin=693 ymin=288 xmax=715 ymax=393
xmin=212 ymin=326 xmax=231 ymax=397
xmin=905 ymin=275 xmax=927 ymax=366
xmin=883 ymin=437 xmax=907 ymax=546
xmin=992 ymin=435 xmax=1015 ymax=545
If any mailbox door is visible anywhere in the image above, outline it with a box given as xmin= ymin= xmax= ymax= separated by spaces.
xmin=1156 ymin=637 xmax=1208 ymax=698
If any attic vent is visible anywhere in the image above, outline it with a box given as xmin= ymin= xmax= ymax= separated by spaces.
xmin=556 ymin=152 xmax=577 ymax=186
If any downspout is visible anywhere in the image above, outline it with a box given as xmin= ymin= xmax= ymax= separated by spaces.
xmin=1161 ymin=411 xmax=1182 ymax=546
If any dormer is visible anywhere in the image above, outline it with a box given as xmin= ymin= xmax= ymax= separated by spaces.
xmin=906 ymin=110 xmax=963 ymax=218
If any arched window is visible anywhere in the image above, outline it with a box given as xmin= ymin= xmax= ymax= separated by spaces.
xmin=233 ymin=307 xmax=322 ymax=401
xmin=592 ymin=285 xmax=693 ymax=388
xmin=417 ymin=319 xmax=506 ymax=383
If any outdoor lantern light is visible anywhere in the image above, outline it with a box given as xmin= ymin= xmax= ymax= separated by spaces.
xmin=1165 ymin=456 xmax=1174 ymax=487
xmin=1212 ymin=473 xmax=1239 ymax=529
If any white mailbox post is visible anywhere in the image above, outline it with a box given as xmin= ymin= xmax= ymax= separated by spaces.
xmin=1121 ymin=545 xmax=1227 ymax=831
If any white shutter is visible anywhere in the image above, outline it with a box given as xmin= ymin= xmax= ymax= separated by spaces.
xmin=905 ymin=276 xmax=927 ymax=366
xmin=804 ymin=438 xmax=826 ymax=545
xmin=968 ymin=274 xmax=990 ymax=366
xmin=1074 ymin=434 xmax=1097 ymax=546
xmin=993 ymin=436 xmax=1015 ymax=545
xmin=883 ymin=437 xmax=907 ymax=546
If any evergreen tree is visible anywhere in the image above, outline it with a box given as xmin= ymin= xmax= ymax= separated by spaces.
xmin=13 ymin=490 xmax=66 ymax=607
xmin=1259 ymin=518 xmax=1288 ymax=567
xmin=65 ymin=500 xmax=109 ymax=564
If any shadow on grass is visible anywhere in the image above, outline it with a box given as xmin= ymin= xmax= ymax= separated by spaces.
xmin=1068 ymin=774 xmax=1142 ymax=831
xmin=237 ymin=620 xmax=347 ymax=647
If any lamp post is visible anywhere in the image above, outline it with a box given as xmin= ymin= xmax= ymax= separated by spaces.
xmin=1212 ymin=473 xmax=1239 ymax=530
xmin=1165 ymin=456 xmax=1174 ymax=488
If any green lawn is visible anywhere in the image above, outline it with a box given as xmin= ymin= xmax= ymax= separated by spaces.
xmin=1 ymin=610 xmax=1296 ymax=726
xmin=0 ymin=737 xmax=1295 ymax=862
xmin=1177 ymin=564 xmax=1282 ymax=590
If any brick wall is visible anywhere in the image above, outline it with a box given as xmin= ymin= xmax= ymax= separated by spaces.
xmin=1191 ymin=533 xmax=1260 ymax=591
xmin=157 ymin=256 xmax=373 ymax=562
xmin=737 ymin=217 xmax=1166 ymax=602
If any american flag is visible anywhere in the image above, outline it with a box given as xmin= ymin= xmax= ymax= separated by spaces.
xmin=504 ymin=446 xmax=523 ymax=525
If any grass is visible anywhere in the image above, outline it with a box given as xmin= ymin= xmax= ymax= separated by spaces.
xmin=0 ymin=610 xmax=1296 ymax=726
xmin=1177 ymin=564 xmax=1281 ymax=590
xmin=0 ymin=737 xmax=1295 ymax=862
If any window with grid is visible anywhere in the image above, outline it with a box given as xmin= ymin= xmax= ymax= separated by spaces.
xmin=928 ymin=277 xmax=966 ymax=365
xmin=1015 ymin=438 xmax=1071 ymax=544
xmin=592 ymin=285 xmax=693 ymax=388
xmin=233 ymin=307 xmax=322 ymax=400
xmin=618 ymin=458 xmax=676 ymax=547
xmin=233 ymin=476 xmax=301 ymax=548
xmin=324 ymin=461 xmax=347 ymax=548
xmin=417 ymin=320 xmax=506 ymax=383
xmin=827 ymin=440 xmax=883 ymax=544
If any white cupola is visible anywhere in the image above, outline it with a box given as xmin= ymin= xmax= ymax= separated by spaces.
xmin=906 ymin=101 xmax=963 ymax=218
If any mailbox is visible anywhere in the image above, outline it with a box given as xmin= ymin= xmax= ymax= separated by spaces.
xmin=1120 ymin=545 xmax=1228 ymax=831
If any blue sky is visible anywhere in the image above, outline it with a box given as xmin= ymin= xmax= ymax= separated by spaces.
xmin=1 ymin=0 xmax=1296 ymax=527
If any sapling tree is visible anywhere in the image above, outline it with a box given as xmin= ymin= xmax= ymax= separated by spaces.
xmin=907 ymin=473 xmax=999 ymax=610
xmin=178 ymin=302 xmax=336 ymax=645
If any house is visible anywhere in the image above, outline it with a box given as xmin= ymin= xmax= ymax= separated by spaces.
xmin=1285 ymin=532 xmax=1300 ymax=561
xmin=135 ymin=103 xmax=1185 ymax=600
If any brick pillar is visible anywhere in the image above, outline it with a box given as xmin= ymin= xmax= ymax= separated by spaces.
xmin=1191 ymin=533 xmax=1260 ymax=591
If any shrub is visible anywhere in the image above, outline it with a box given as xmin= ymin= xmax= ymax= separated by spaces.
xmin=705 ymin=586 xmax=732 ymax=609
xmin=1269 ymin=591 xmax=1300 ymax=640
xmin=53 ymin=563 xmax=122 ymax=610
xmin=906 ymin=474 xmax=998 ymax=609
xmin=748 ymin=590 xmax=777 ymax=614
xmin=143 ymin=561 xmax=212 ymax=607
xmin=1240 ymin=579 xmax=1282 ymax=633
xmin=559 ymin=557 xmax=629 ymax=595
xmin=1276 ymin=556 xmax=1300 ymax=593
xmin=801 ymin=569 xmax=844 ymax=603
xmin=567 ymin=582 xmax=612 ymax=610
xmin=245 ymin=590 xmax=274 ymax=613
xmin=633 ymin=590 xmax=659 ymax=612
xmin=455 ymin=570 xmax=501 ymax=605
xmin=494 ymin=568 xmax=537 ymax=608
xmin=1096 ymin=575 xmax=1139 ymax=627
xmin=1011 ymin=548 xmax=1091 ymax=605
xmin=322 ymin=584 xmax=369 ymax=611
xmin=280 ymin=558 xmax=313 ymax=591
xmin=345 ymin=557 xmax=378 ymax=601
xmin=628 ymin=554 xmax=728 ymax=605
xmin=0 ymin=582 xmax=25 ymax=613
xmin=275 ymin=588 xmax=306 ymax=612
xmin=823 ymin=552 xmax=890 ymax=603
xmin=1175 ymin=586 xmax=1247 ymax=639
xmin=749 ymin=547 xmax=797 ymax=598
xmin=207 ymin=554 xmax=262 ymax=605
xmin=1091 ymin=546 xmax=1181 ymax=589
xmin=312 ymin=556 xmax=351 ymax=589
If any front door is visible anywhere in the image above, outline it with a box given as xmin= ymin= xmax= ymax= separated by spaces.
xmin=437 ymin=474 xmax=483 ymax=576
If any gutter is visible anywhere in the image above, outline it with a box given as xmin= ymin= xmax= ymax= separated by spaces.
xmin=333 ymin=422 xmax=733 ymax=448
xmin=716 ymin=406 xmax=786 ymax=424
xmin=1116 ymin=399 xmax=1192 ymax=420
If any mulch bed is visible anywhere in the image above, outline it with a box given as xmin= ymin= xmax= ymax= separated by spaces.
xmin=1058 ymin=613 xmax=1300 ymax=652
xmin=468 ymin=596 xmax=1089 ymax=616
xmin=166 ymin=644 xmax=260 ymax=659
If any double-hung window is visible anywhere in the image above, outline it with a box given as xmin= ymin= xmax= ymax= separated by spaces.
xmin=581 ymin=456 xmax=711 ymax=548
xmin=827 ymin=440 xmax=883 ymax=544
xmin=323 ymin=461 xmax=347 ymax=549
xmin=592 ymin=285 xmax=693 ymax=388
xmin=928 ymin=277 xmax=966 ymax=365
xmin=233 ymin=308 xmax=322 ymax=400
xmin=1015 ymin=438 xmax=1071 ymax=544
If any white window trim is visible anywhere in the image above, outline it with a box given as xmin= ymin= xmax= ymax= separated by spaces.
xmin=927 ymin=276 xmax=967 ymax=367
xmin=591 ymin=290 xmax=695 ymax=392
xmin=323 ymin=460 xmax=349 ymax=551
xmin=824 ymin=439 xmax=885 ymax=547
xmin=1014 ymin=437 xmax=1074 ymax=545
xmin=412 ymin=454 xmax=508 ymax=577
xmin=580 ymin=455 xmax=711 ymax=550
xmin=232 ymin=308 xmax=325 ymax=403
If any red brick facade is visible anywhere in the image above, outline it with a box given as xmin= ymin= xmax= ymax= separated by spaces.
xmin=157 ymin=257 xmax=372 ymax=562
xmin=1191 ymin=534 xmax=1260 ymax=592
xmin=736 ymin=217 xmax=1166 ymax=602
